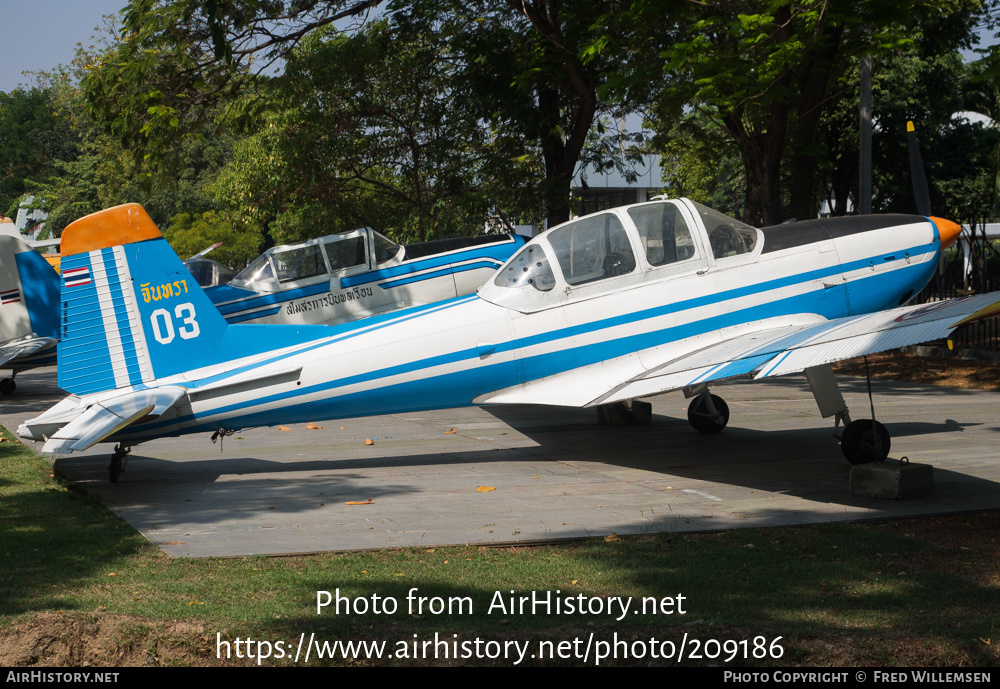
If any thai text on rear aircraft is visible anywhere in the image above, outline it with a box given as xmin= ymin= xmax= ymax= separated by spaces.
xmin=286 ymin=286 xmax=374 ymax=315
xmin=140 ymin=280 xmax=189 ymax=303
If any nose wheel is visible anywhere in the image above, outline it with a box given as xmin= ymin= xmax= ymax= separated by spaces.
xmin=687 ymin=393 xmax=730 ymax=434
xmin=0 ymin=377 xmax=15 ymax=395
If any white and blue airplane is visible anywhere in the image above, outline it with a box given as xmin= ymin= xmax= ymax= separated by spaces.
xmin=0 ymin=231 xmax=60 ymax=394
xmin=201 ymin=226 xmax=524 ymax=326
xmin=16 ymin=195 xmax=1000 ymax=482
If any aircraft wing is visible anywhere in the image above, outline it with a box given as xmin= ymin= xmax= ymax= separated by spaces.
xmin=0 ymin=336 xmax=57 ymax=368
xmin=478 ymin=292 xmax=1000 ymax=408
xmin=40 ymin=386 xmax=188 ymax=454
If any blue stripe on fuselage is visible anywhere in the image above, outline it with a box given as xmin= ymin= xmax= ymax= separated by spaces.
xmin=377 ymin=261 xmax=503 ymax=289
xmin=342 ymin=243 xmax=515 ymax=288
xmin=226 ymin=306 xmax=282 ymax=323
xmin=180 ymin=294 xmax=479 ymax=391
xmin=211 ymin=281 xmax=330 ymax=315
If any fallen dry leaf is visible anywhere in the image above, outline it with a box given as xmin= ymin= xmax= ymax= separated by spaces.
xmin=305 ymin=423 xmax=322 ymax=430
xmin=278 ymin=425 xmax=291 ymax=431
xmin=604 ymin=533 xmax=620 ymax=542
xmin=477 ymin=486 xmax=496 ymax=492
xmin=364 ymin=438 xmax=375 ymax=445
xmin=346 ymin=499 xmax=373 ymax=505
xmin=445 ymin=428 xmax=456 ymax=434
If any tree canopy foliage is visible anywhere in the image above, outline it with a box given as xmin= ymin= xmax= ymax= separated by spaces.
xmin=1 ymin=0 xmax=998 ymax=264
xmin=621 ymin=0 xmax=993 ymax=225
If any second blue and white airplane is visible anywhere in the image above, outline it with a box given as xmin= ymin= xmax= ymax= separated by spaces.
xmin=18 ymin=196 xmax=1000 ymax=481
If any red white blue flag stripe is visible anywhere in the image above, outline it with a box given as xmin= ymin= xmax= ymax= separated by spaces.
xmin=63 ymin=267 xmax=91 ymax=288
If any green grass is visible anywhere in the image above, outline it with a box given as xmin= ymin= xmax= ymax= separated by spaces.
xmin=1 ymin=424 xmax=997 ymax=666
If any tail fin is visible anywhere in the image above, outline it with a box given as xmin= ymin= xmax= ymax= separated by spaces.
xmin=0 ymin=233 xmax=60 ymax=343
xmin=58 ymin=204 xmax=232 ymax=394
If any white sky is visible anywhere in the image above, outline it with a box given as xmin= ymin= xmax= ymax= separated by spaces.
xmin=1 ymin=0 xmax=127 ymax=93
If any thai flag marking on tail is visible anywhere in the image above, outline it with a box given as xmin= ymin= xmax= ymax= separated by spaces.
xmin=63 ymin=267 xmax=92 ymax=288
xmin=0 ymin=289 xmax=20 ymax=305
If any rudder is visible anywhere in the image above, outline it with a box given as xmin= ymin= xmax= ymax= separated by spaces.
xmin=59 ymin=204 xmax=231 ymax=394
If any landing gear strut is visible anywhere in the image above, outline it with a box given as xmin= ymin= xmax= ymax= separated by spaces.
xmin=839 ymin=356 xmax=891 ymax=465
xmin=687 ymin=392 xmax=729 ymax=434
xmin=108 ymin=443 xmax=131 ymax=483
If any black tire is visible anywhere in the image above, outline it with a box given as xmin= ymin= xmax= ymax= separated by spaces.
xmin=687 ymin=394 xmax=729 ymax=434
xmin=841 ymin=419 xmax=890 ymax=465
xmin=0 ymin=378 xmax=15 ymax=395
xmin=109 ymin=454 xmax=122 ymax=483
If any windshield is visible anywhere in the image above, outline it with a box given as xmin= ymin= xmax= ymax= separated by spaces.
xmin=691 ymin=201 xmax=759 ymax=259
xmin=232 ymin=253 xmax=274 ymax=286
xmin=373 ymin=231 xmax=401 ymax=264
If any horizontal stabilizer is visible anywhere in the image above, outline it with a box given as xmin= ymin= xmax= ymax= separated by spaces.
xmin=40 ymin=386 xmax=187 ymax=454
xmin=0 ymin=336 xmax=57 ymax=368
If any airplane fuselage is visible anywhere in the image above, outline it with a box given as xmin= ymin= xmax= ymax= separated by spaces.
xmin=105 ymin=202 xmax=942 ymax=443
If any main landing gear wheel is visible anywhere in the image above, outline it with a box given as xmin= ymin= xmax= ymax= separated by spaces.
xmin=840 ymin=419 xmax=890 ymax=465
xmin=108 ymin=444 xmax=132 ymax=483
xmin=0 ymin=378 xmax=15 ymax=395
xmin=687 ymin=394 xmax=729 ymax=434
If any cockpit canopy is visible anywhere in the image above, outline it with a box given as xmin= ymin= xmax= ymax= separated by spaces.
xmin=183 ymin=257 xmax=237 ymax=288
xmin=483 ymin=198 xmax=760 ymax=311
xmin=231 ymin=228 xmax=402 ymax=291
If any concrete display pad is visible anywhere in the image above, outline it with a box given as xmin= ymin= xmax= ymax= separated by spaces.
xmin=2 ymin=369 xmax=998 ymax=558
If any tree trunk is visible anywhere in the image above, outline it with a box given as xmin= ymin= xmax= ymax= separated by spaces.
xmin=787 ymin=23 xmax=844 ymax=221
xmin=725 ymin=95 xmax=788 ymax=228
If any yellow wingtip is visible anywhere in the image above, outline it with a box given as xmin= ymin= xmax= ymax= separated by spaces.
xmin=949 ymin=301 xmax=1000 ymax=329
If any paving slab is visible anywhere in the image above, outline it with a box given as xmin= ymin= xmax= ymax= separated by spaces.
xmin=2 ymin=369 xmax=998 ymax=558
